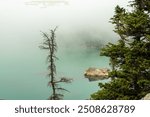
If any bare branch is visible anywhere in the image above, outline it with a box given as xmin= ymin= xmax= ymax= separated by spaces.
xmin=40 ymin=27 xmax=71 ymax=100
xmin=60 ymin=77 xmax=73 ymax=83
xmin=56 ymin=87 xmax=70 ymax=92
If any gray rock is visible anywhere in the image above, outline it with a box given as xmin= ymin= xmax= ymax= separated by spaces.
xmin=84 ymin=67 xmax=109 ymax=81
xmin=142 ymin=93 xmax=150 ymax=100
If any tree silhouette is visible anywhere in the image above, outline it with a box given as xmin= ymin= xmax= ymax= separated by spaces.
xmin=39 ymin=27 xmax=72 ymax=100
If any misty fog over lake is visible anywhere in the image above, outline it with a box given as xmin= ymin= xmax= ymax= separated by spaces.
xmin=0 ymin=0 xmax=128 ymax=99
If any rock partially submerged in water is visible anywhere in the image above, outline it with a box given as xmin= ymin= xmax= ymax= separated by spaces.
xmin=84 ymin=68 xmax=109 ymax=81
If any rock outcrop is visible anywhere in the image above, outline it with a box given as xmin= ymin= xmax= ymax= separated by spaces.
xmin=84 ymin=68 xmax=109 ymax=81
xmin=142 ymin=93 xmax=150 ymax=100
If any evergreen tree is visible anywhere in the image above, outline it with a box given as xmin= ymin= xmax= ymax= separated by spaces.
xmin=39 ymin=27 xmax=72 ymax=100
xmin=91 ymin=0 xmax=150 ymax=100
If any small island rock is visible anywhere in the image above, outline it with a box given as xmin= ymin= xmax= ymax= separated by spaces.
xmin=84 ymin=67 xmax=109 ymax=81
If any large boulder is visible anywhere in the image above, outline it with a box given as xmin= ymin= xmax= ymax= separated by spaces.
xmin=84 ymin=67 xmax=109 ymax=81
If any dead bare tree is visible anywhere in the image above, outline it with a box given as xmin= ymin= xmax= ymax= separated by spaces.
xmin=39 ymin=27 xmax=72 ymax=100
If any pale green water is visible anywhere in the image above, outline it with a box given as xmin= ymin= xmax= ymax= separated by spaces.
xmin=0 ymin=0 xmax=128 ymax=99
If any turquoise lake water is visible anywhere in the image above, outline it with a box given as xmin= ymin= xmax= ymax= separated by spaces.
xmin=0 ymin=0 xmax=128 ymax=99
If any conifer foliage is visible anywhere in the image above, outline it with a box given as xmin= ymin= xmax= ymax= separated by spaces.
xmin=91 ymin=0 xmax=150 ymax=100
xmin=40 ymin=27 xmax=72 ymax=100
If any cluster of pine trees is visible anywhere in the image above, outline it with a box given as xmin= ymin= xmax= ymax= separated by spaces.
xmin=91 ymin=0 xmax=150 ymax=100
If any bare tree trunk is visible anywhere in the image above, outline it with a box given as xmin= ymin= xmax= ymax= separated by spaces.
xmin=39 ymin=27 xmax=72 ymax=100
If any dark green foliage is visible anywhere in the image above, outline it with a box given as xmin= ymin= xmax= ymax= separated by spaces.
xmin=91 ymin=0 xmax=150 ymax=100
xmin=130 ymin=0 xmax=150 ymax=12
xmin=91 ymin=79 xmax=137 ymax=100
xmin=39 ymin=27 xmax=72 ymax=100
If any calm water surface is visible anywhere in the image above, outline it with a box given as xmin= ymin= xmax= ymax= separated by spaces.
xmin=0 ymin=0 xmax=128 ymax=99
